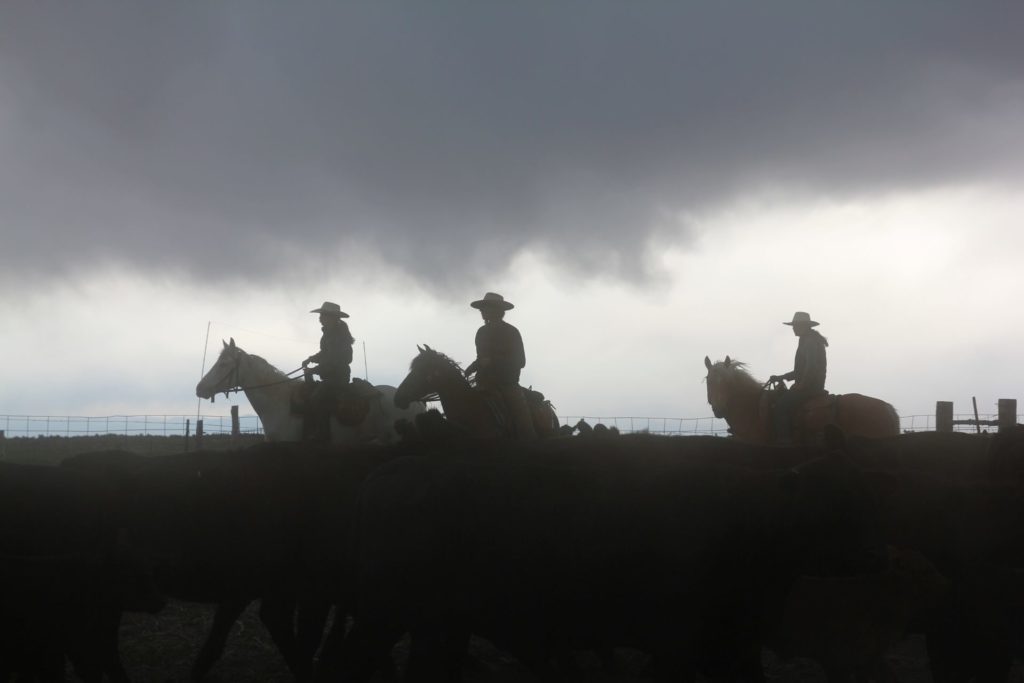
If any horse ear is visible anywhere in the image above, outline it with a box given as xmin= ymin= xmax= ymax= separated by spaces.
xmin=229 ymin=337 xmax=236 ymax=348
xmin=724 ymin=355 xmax=732 ymax=367
xmin=223 ymin=339 xmax=229 ymax=349
xmin=424 ymin=344 xmax=432 ymax=352
xmin=416 ymin=344 xmax=424 ymax=352
xmin=704 ymin=356 xmax=712 ymax=370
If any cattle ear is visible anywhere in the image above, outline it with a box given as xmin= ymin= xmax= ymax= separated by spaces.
xmin=704 ymin=356 xmax=712 ymax=370
xmin=823 ymin=423 xmax=847 ymax=453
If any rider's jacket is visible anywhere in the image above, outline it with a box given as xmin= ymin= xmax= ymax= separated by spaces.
xmin=309 ymin=321 xmax=353 ymax=384
xmin=790 ymin=329 xmax=828 ymax=392
xmin=473 ymin=319 xmax=526 ymax=388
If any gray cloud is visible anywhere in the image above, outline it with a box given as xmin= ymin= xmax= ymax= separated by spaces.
xmin=1 ymin=2 xmax=1021 ymax=289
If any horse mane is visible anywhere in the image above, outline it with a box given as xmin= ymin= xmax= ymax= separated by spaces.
xmin=709 ymin=358 xmax=762 ymax=392
xmin=225 ymin=344 xmax=288 ymax=380
xmin=413 ymin=347 xmax=475 ymax=388
xmin=412 ymin=347 xmax=462 ymax=373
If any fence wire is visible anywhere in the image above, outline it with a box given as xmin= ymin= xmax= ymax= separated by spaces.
xmin=0 ymin=414 xmax=264 ymax=438
xmin=1 ymin=412 xmax=1015 ymax=439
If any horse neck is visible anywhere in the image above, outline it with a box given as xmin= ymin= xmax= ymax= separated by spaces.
xmin=432 ymin=367 xmax=501 ymax=437
xmin=237 ymin=354 xmax=300 ymax=440
xmin=722 ymin=375 xmax=770 ymax=443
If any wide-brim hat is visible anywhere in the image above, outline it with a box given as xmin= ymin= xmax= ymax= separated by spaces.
xmin=471 ymin=292 xmax=514 ymax=310
xmin=784 ymin=311 xmax=818 ymax=327
xmin=310 ymin=301 xmax=349 ymax=318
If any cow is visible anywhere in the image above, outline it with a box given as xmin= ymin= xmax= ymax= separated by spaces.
xmin=325 ymin=425 xmax=884 ymax=682
xmin=0 ymin=462 xmax=165 ymax=682
xmin=765 ymin=545 xmax=950 ymax=682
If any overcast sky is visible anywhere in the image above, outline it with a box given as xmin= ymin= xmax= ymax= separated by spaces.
xmin=1 ymin=3 xmax=1022 ymax=433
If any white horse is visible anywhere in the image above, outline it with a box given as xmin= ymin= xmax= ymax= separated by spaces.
xmin=195 ymin=338 xmax=425 ymax=446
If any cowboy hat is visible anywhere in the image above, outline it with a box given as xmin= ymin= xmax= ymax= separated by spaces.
xmin=310 ymin=301 xmax=349 ymax=318
xmin=783 ymin=311 xmax=818 ymax=327
xmin=470 ymin=292 xmax=514 ymax=310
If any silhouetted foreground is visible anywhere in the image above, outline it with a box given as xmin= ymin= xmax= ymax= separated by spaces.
xmin=115 ymin=602 xmax=961 ymax=682
xmin=3 ymin=427 xmax=1024 ymax=680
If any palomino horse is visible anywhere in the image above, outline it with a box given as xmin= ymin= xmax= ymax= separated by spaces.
xmin=704 ymin=355 xmax=900 ymax=444
xmin=393 ymin=345 xmax=559 ymax=439
xmin=196 ymin=338 xmax=425 ymax=445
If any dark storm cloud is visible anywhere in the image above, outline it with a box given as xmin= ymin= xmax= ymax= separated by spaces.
xmin=1 ymin=2 xmax=1021 ymax=287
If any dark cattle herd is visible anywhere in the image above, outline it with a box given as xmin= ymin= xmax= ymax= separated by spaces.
xmin=2 ymin=420 xmax=1024 ymax=682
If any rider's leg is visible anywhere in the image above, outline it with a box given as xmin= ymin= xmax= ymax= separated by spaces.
xmin=773 ymin=392 xmax=796 ymax=444
xmin=501 ymin=384 xmax=537 ymax=441
xmin=307 ymin=383 xmax=335 ymax=443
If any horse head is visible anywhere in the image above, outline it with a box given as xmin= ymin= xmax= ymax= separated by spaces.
xmin=704 ymin=355 xmax=724 ymax=418
xmin=195 ymin=338 xmax=243 ymax=400
xmin=394 ymin=345 xmax=464 ymax=409
xmin=704 ymin=354 xmax=744 ymax=419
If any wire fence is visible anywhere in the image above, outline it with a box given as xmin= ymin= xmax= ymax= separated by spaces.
xmin=0 ymin=414 xmax=263 ymax=439
xmin=560 ymin=413 xmax=1012 ymax=436
xmin=0 ymin=412 xmax=1013 ymax=439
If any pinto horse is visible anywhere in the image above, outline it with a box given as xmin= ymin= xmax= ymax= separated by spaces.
xmin=196 ymin=338 xmax=425 ymax=446
xmin=393 ymin=345 xmax=559 ymax=439
xmin=704 ymin=355 xmax=900 ymax=445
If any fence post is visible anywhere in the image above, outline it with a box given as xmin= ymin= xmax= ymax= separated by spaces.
xmin=231 ymin=406 xmax=240 ymax=443
xmin=196 ymin=419 xmax=204 ymax=451
xmin=936 ymin=401 xmax=954 ymax=433
xmin=998 ymin=399 xmax=1017 ymax=433
xmin=0 ymin=429 xmax=5 ymax=459
xmin=184 ymin=419 xmax=191 ymax=452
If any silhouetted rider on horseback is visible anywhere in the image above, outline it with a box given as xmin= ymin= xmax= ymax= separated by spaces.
xmin=302 ymin=301 xmax=354 ymax=442
xmin=464 ymin=292 xmax=538 ymax=441
xmin=768 ymin=311 xmax=828 ymax=444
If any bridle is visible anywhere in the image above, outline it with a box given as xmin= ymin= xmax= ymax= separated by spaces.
xmin=403 ymin=365 xmax=442 ymax=404
xmin=209 ymin=350 xmax=303 ymax=402
xmin=706 ymin=369 xmax=730 ymax=419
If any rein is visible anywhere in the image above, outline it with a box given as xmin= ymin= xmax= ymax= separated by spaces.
xmin=214 ymin=360 xmax=304 ymax=402
xmin=226 ymin=367 xmax=304 ymax=393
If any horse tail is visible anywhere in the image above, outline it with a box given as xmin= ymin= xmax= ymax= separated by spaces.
xmin=883 ymin=401 xmax=901 ymax=435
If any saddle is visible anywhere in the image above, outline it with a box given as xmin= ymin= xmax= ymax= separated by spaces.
xmin=762 ymin=388 xmax=836 ymax=443
xmin=475 ymin=385 xmax=556 ymax=439
xmin=292 ymin=378 xmax=380 ymax=427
